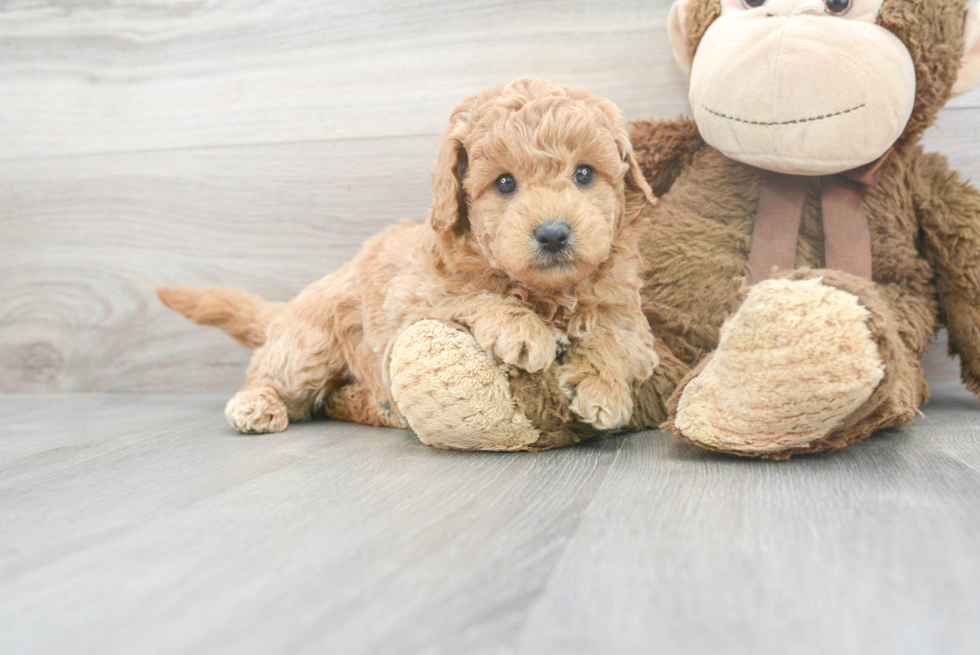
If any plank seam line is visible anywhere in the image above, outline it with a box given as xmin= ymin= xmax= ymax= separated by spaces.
xmin=506 ymin=436 xmax=627 ymax=648
xmin=0 ymin=132 xmax=445 ymax=163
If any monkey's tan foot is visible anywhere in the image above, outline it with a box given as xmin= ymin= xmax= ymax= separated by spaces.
xmin=389 ymin=320 xmax=541 ymax=451
xmin=225 ymin=387 xmax=289 ymax=434
xmin=568 ymin=374 xmax=633 ymax=431
xmin=666 ymin=274 xmax=898 ymax=458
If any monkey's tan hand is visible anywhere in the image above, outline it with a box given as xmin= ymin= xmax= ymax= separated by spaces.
xmin=471 ymin=310 xmax=564 ymax=373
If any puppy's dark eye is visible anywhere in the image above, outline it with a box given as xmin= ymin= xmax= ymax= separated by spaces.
xmin=494 ymin=173 xmax=517 ymax=196
xmin=573 ymin=165 xmax=596 ymax=188
xmin=824 ymin=0 xmax=851 ymax=14
xmin=743 ymin=0 xmax=766 ymax=7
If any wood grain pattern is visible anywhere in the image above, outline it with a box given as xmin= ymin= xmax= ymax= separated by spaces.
xmin=0 ymin=0 xmax=691 ymax=158
xmin=0 ymin=393 xmax=622 ymax=655
xmin=0 ymin=136 xmax=437 ymax=392
xmin=1 ymin=383 xmax=979 ymax=654
xmin=516 ymin=383 xmax=980 ymax=655
xmin=0 ymin=0 xmax=978 ymax=393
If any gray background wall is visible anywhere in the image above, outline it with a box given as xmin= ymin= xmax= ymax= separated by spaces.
xmin=2 ymin=0 xmax=978 ymax=393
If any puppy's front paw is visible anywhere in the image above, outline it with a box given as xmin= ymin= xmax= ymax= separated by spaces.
xmin=473 ymin=312 xmax=559 ymax=373
xmin=225 ymin=387 xmax=289 ymax=434
xmin=568 ymin=375 xmax=633 ymax=431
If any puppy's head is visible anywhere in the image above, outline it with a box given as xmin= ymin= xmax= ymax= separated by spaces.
xmin=429 ymin=78 xmax=655 ymax=292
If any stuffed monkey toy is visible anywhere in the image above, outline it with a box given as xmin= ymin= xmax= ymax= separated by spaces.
xmin=389 ymin=0 xmax=980 ymax=458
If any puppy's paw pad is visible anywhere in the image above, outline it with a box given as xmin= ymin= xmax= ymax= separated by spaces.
xmin=570 ymin=376 xmax=633 ymax=431
xmin=225 ymin=389 xmax=288 ymax=434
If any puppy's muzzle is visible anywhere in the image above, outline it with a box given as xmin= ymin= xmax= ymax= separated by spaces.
xmin=534 ymin=220 xmax=572 ymax=254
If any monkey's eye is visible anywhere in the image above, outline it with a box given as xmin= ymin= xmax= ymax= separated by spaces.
xmin=743 ymin=0 xmax=766 ymax=7
xmin=494 ymin=173 xmax=517 ymax=196
xmin=573 ymin=165 xmax=596 ymax=188
xmin=824 ymin=0 xmax=851 ymax=14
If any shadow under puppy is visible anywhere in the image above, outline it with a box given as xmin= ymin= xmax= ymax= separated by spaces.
xmin=158 ymin=77 xmax=659 ymax=439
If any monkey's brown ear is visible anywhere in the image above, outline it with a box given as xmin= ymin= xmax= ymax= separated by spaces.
xmin=428 ymin=123 xmax=470 ymax=235
xmin=952 ymin=3 xmax=980 ymax=96
xmin=668 ymin=0 xmax=722 ymax=76
xmin=668 ymin=0 xmax=694 ymax=75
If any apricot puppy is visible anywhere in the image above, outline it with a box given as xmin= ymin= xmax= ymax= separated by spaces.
xmin=158 ymin=78 xmax=660 ymax=437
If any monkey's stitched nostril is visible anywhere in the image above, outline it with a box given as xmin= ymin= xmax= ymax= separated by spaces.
xmin=534 ymin=221 xmax=572 ymax=254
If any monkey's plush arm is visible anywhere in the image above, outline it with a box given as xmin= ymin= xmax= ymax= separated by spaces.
xmin=915 ymin=152 xmax=980 ymax=395
xmin=628 ymin=117 xmax=705 ymax=197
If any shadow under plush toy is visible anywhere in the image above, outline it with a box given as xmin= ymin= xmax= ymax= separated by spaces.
xmin=388 ymin=0 xmax=980 ymax=458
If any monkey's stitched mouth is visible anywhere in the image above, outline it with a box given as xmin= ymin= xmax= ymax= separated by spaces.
xmin=701 ymin=103 xmax=866 ymax=126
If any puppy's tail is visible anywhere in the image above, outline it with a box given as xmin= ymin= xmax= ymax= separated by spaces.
xmin=155 ymin=285 xmax=281 ymax=349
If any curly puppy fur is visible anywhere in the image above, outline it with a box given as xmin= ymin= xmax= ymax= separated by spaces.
xmin=158 ymin=78 xmax=660 ymax=435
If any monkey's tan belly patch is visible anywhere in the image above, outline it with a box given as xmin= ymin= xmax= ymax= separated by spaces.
xmin=674 ymin=278 xmax=885 ymax=455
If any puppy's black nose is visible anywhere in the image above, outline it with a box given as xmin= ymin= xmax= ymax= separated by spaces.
xmin=534 ymin=221 xmax=571 ymax=254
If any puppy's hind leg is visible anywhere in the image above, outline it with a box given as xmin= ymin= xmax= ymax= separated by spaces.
xmin=226 ymin=323 xmax=347 ymax=434
xmin=324 ymin=380 xmax=409 ymax=429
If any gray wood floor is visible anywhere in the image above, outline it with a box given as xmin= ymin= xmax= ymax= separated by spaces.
xmin=2 ymin=381 xmax=980 ymax=655
xmin=3 ymin=2 xmax=980 ymax=653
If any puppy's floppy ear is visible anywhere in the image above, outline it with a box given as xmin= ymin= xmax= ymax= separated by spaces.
xmin=617 ymin=130 xmax=657 ymax=229
xmin=429 ymin=106 xmax=473 ymax=235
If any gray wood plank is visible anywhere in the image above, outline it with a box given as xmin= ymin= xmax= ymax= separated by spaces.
xmin=514 ymin=380 xmax=980 ymax=655
xmin=2 ymin=384 xmax=980 ymax=654
xmin=0 ymin=135 xmax=435 ymax=393
xmin=0 ymin=392 xmax=621 ymax=655
xmin=922 ymin=106 xmax=980 ymax=175
xmin=1 ymin=0 xmax=973 ymax=161
xmin=0 ymin=0 xmax=691 ymax=158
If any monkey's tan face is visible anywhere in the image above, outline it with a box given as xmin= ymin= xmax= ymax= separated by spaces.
xmin=689 ymin=0 xmax=916 ymax=175
xmin=462 ymin=118 xmax=627 ymax=292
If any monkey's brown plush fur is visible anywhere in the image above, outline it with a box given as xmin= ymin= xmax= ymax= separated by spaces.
xmin=574 ymin=0 xmax=978 ymax=456
xmin=394 ymin=0 xmax=980 ymax=457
